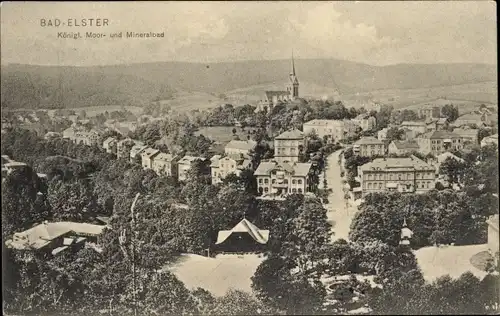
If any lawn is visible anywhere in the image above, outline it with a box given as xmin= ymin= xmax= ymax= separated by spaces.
xmin=165 ymin=253 xmax=265 ymax=297
xmin=415 ymin=244 xmax=489 ymax=282
xmin=195 ymin=126 xmax=258 ymax=144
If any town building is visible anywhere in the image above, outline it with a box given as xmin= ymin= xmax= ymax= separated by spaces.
xmin=353 ymin=137 xmax=386 ymax=157
xmin=358 ymin=156 xmax=436 ymax=196
xmin=44 ymin=131 xmax=61 ymax=140
xmin=224 ymin=139 xmax=257 ymax=157
xmin=62 ymin=126 xmax=77 ymax=139
xmin=152 ymin=153 xmax=179 ymax=177
xmin=210 ymin=154 xmax=252 ymax=185
xmin=452 ymin=111 xmax=493 ymax=128
xmin=418 ymin=106 xmax=442 ymax=120
xmin=274 ymin=129 xmax=305 ymax=164
xmin=5 ymin=221 xmax=106 ymax=256
xmin=402 ymin=128 xmax=419 ymax=141
xmin=377 ymin=127 xmax=389 ymax=141
xmin=452 ymin=128 xmax=479 ymax=145
xmin=486 ymin=214 xmax=499 ymax=265
xmin=429 ymin=152 xmax=465 ymax=185
xmin=303 ymin=119 xmax=358 ymax=142
xmin=214 ymin=218 xmax=269 ymax=253
xmin=141 ymin=147 xmax=160 ymax=170
xmin=254 ymin=160 xmax=312 ymax=197
xmin=116 ymin=138 xmax=136 ymax=159
xmin=388 ymin=140 xmax=420 ymax=155
xmin=401 ymin=121 xmax=427 ymax=134
xmin=481 ymin=134 xmax=498 ymax=148
xmin=70 ymin=129 xmax=100 ymax=146
xmin=352 ymin=114 xmax=377 ymax=131
xmin=1 ymin=155 xmax=28 ymax=177
xmin=129 ymin=143 xmax=147 ymax=163
xmin=177 ymin=155 xmax=207 ymax=181
xmin=102 ymin=137 xmax=118 ymax=154
xmin=416 ymin=131 xmax=463 ymax=156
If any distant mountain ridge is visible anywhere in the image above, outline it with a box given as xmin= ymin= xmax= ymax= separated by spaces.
xmin=1 ymin=59 xmax=497 ymax=110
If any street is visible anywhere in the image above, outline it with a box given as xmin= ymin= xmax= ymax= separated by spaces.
xmin=322 ymin=149 xmax=358 ymax=242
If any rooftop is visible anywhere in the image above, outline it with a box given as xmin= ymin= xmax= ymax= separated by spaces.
xmin=154 ymin=152 xmax=175 ymax=162
xmin=360 ymin=156 xmax=434 ymax=172
xmin=179 ymin=155 xmax=206 ymax=164
xmin=216 ymin=218 xmax=269 ymax=245
xmin=304 ymin=119 xmax=349 ymax=126
xmin=401 ymin=121 xmax=426 ymax=126
xmin=103 ymin=137 xmax=117 ymax=145
xmin=6 ymin=222 xmax=107 ymax=250
xmin=275 ymin=129 xmax=304 ymax=140
xmin=254 ymin=160 xmax=312 ymax=177
xmin=141 ymin=147 xmax=160 ymax=158
xmin=418 ymin=130 xmax=461 ymax=139
xmin=354 ymin=137 xmax=384 ymax=145
xmin=391 ymin=140 xmax=420 ymax=150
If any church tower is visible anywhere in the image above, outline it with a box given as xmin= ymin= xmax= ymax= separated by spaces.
xmin=288 ymin=51 xmax=299 ymax=100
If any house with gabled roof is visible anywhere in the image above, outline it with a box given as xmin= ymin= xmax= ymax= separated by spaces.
xmin=274 ymin=129 xmax=305 ymax=163
xmin=129 ymin=143 xmax=147 ymax=163
xmin=141 ymin=147 xmax=160 ymax=170
xmin=254 ymin=159 xmax=312 ymax=197
xmin=214 ymin=218 xmax=269 ymax=253
xmin=225 ymin=139 xmax=257 ymax=157
xmin=210 ymin=154 xmax=253 ymax=185
xmin=388 ymin=140 xmax=420 ymax=155
xmin=177 ymin=155 xmax=207 ymax=181
xmin=102 ymin=137 xmax=118 ymax=154
xmin=152 ymin=152 xmax=179 ymax=177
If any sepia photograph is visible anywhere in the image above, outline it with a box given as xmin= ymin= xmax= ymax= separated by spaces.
xmin=1 ymin=1 xmax=498 ymax=315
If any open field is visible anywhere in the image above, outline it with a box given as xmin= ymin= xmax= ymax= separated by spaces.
xmin=415 ymin=244 xmax=489 ymax=282
xmin=158 ymin=90 xmax=224 ymax=113
xmin=194 ymin=126 xmax=258 ymax=144
xmin=166 ymin=253 xmax=265 ymax=297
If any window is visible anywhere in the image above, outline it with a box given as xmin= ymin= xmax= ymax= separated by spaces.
xmin=272 ymin=179 xmax=276 ymax=184
xmin=264 ymin=179 xmax=269 ymax=184
xmin=368 ymin=183 xmax=372 ymax=189
xmin=297 ymin=179 xmax=302 ymax=184
xmin=284 ymin=179 xmax=288 ymax=184
xmin=298 ymin=188 xmax=303 ymax=194
xmin=264 ymin=187 xmax=269 ymax=193
xmin=292 ymin=179 xmax=297 ymax=184
xmin=398 ymin=174 xmax=402 ymax=180
xmin=259 ymin=178 xmax=263 ymax=184
xmin=292 ymin=188 xmax=297 ymax=193
xmin=378 ymin=183 xmax=382 ymax=189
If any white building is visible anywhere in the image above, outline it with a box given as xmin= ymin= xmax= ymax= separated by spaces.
xmin=352 ymin=114 xmax=376 ymax=131
xmin=177 ymin=155 xmax=206 ymax=181
xmin=254 ymin=160 xmax=312 ymax=197
xmin=303 ymin=119 xmax=358 ymax=142
xmin=224 ymin=139 xmax=257 ymax=157
xmin=210 ymin=154 xmax=252 ymax=185
xmin=141 ymin=147 xmax=160 ymax=170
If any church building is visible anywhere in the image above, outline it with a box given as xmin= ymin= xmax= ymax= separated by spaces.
xmin=258 ymin=52 xmax=300 ymax=111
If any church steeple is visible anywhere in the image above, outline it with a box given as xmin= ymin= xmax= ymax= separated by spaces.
xmin=289 ymin=50 xmax=299 ymax=99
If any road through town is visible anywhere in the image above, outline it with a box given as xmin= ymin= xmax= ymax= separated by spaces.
xmin=322 ymin=149 xmax=358 ymax=242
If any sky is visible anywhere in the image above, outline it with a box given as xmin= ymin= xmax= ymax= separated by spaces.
xmin=1 ymin=1 xmax=497 ymax=66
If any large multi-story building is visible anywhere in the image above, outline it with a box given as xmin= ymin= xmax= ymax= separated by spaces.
xmin=452 ymin=128 xmax=479 ymax=145
xmin=151 ymin=153 xmax=179 ymax=177
xmin=303 ymin=119 xmax=358 ymax=142
xmin=417 ymin=106 xmax=442 ymax=120
xmin=210 ymin=154 xmax=252 ymax=185
xmin=224 ymin=139 xmax=257 ymax=157
xmin=352 ymin=114 xmax=376 ymax=131
xmin=177 ymin=155 xmax=206 ymax=181
xmin=359 ymin=156 xmax=436 ymax=196
xmin=353 ymin=137 xmax=386 ymax=157
xmin=116 ymin=138 xmax=136 ymax=159
xmin=129 ymin=143 xmax=147 ymax=163
xmin=416 ymin=131 xmax=463 ymax=156
xmin=254 ymin=160 xmax=312 ymax=197
xmin=141 ymin=147 xmax=160 ymax=170
xmin=453 ymin=111 xmax=494 ymax=128
xmin=273 ymin=129 xmax=305 ymax=164
xmin=401 ymin=121 xmax=427 ymax=134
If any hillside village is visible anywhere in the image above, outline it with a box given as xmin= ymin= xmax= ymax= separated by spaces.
xmin=2 ymin=47 xmax=499 ymax=315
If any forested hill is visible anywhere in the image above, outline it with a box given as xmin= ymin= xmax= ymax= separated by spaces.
xmin=1 ymin=59 xmax=496 ymax=110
